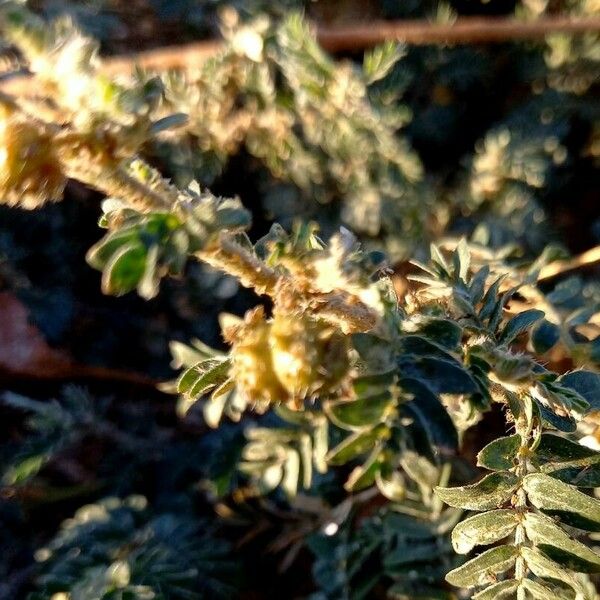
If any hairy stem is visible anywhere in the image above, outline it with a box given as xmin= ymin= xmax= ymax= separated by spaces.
xmin=309 ymin=291 xmax=379 ymax=334
xmin=62 ymin=157 xmax=173 ymax=212
xmin=199 ymin=235 xmax=380 ymax=333
xmin=513 ymin=402 xmax=533 ymax=596
xmin=198 ymin=233 xmax=279 ymax=297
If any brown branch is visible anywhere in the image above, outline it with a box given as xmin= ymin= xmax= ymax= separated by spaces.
xmin=100 ymin=39 xmax=223 ymax=75
xmin=317 ymin=16 xmax=600 ymax=52
xmin=2 ymin=16 xmax=599 ymax=96
xmin=538 ymin=245 xmax=600 ymax=282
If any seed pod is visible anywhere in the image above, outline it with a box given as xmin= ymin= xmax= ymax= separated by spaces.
xmin=270 ymin=312 xmax=349 ymax=400
xmin=0 ymin=114 xmax=66 ymax=209
xmin=229 ymin=307 xmax=287 ymax=406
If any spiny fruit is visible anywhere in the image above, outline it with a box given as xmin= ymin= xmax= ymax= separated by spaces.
xmin=226 ymin=307 xmax=350 ymax=410
xmin=0 ymin=112 xmax=66 ymax=209
xmin=227 ymin=307 xmax=288 ymax=407
xmin=270 ymin=311 xmax=349 ymax=400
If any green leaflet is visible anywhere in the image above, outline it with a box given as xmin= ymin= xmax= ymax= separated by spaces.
xmin=536 ymin=433 xmax=600 ymax=463
xmin=325 ymin=391 xmax=394 ymax=431
xmin=519 ymin=578 xmax=573 ymax=600
xmin=435 ymin=472 xmax=519 ymax=511
xmin=400 ymin=450 xmax=440 ymax=491
xmin=523 ymin=512 xmax=600 ymax=573
xmin=476 ymin=434 xmax=520 ymax=471
xmin=523 ymin=473 xmax=600 ymax=531
xmin=467 ymin=264 xmax=489 ymax=306
xmin=543 ymin=461 xmax=600 ymax=489
xmin=351 ymin=333 xmax=395 ymax=373
xmin=100 ymin=241 xmax=147 ymax=296
xmin=537 ymin=403 xmax=577 ymax=433
xmin=280 ymin=447 xmax=301 ymax=497
xmin=479 ymin=275 xmax=506 ymax=322
xmin=241 ymin=432 xmax=306 ymax=497
xmin=2 ymin=454 xmax=47 ymax=486
xmin=344 ymin=444 xmax=382 ymax=492
xmin=400 ymin=379 xmax=459 ymax=456
xmin=411 ymin=317 xmax=463 ymax=350
xmin=362 ymin=41 xmax=404 ymax=85
xmin=559 ymin=371 xmax=600 ymax=411
xmin=536 ymin=433 xmax=600 ymax=487
xmin=445 ymin=545 xmax=517 ymax=588
xmin=202 ymin=386 xmax=236 ymax=428
xmin=454 ymin=238 xmax=470 ymax=282
xmin=375 ymin=469 xmax=405 ymax=502
xmin=177 ymin=358 xmax=231 ymax=399
xmin=451 ymin=509 xmax=518 ymax=554
xmin=149 ymin=113 xmax=188 ymax=135
xmin=498 ymin=308 xmax=545 ymax=344
xmin=530 ymin=318 xmax=561 ymax=354
xmin=86 ymin=226 xmax=139 ymax=268
xmin=137 ymin=244 xmax=161 ymax=299
xmin=169 ymin=339 xmax=222 ymax=368
xmin=396 ymin=336 xmax=478 ymax=395
xmin=472 ymin=579 xmax=519 ymax=600
xmin=520 ymin=547 xmax=581 ymax=592
xmin=326 ymin=425 xmax=388 ymax=466
xmin=385 ymin=540 xmax=447 ymax=569
xmin=535 ymin=380 xmax=590 ymax=418
xmin=89 ymin=209 xmax=194 ymax=299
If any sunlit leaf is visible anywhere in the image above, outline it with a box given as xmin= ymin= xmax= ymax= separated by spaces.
xmin=523 ymin=511 xmax=600 ymax=573
xmin=476 ymin=434 xmax=520 ymax=471
xmin=445 ymin=545 xmax=517 ymax=587
xmin=325 ymin=391 xmax=394 ymax=431
xmin=326 ymin=425 xmax=388 ymax=466
xmin=520 ymin=547 xmax=580 ymax=592
xmin=536 ymin=433 xmax=600 ymax=487
xmin=472 ymin=579 xmax=518 ymax=600
xmin=523 ymin=473 xmax=600 ymax=531
xmin=451 ymin=510 xmax=518 ymax=554
xmin=435 ymin=472 xmax=519 ymax=511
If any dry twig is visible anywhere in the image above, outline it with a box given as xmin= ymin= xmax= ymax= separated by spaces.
xmin=1 ymin=16 xmax=599 ymax=95
xmin=317 ymin=16 xmax=600 ymax=52
xmin=538 ymin=245 xmax=600 ymax=282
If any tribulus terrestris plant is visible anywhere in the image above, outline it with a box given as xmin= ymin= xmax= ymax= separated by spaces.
xmin=1 ymin=2 xmax=600 ymax=599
